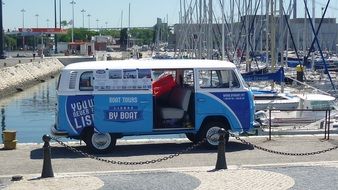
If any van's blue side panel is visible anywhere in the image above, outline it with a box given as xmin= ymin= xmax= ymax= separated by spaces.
xmin=195 ymin=91 xmax=254 ymax=133
xmin=58 ymin=95 xmax=94 ymax=136
xmin=93 ymin=94 xmax=153 ymax=133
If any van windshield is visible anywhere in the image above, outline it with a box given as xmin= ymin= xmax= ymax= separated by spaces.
xmin=56 ymin=74 xmax=61 ymax=90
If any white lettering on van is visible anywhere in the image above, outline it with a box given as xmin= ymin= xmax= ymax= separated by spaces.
xmin=109 ymin=97 xmax=138 ymax=103
xmin=109 ymin=112 xmax=118 ymax=120
xmin=70 ymin=99 xmax=94 ymax=129
xmin=74 ymin=114 xmax=93 ymax=129
xmin=122 ymin=97 xmax=138 ymax=103
xmin=85 ymin=115 xmax=92 ymax=126
xmin=71 ymin=103 xmax=76 ymax=112
xmin=120 ymin=112 xmax=138 ymax=120
xmin=109 ymin=97 xmax=121 ymax=103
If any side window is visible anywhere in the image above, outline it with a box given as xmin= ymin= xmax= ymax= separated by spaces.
xmin=69 ymin=71 xmax=78 ymax=89
xmin=199 ymin=70 xmax=221 ymax=88
xmin=79 ymin=71 xmax=93 ymax=91
xmin=199 ymin=70 xmax=240 ymax=88
xmin=182 ymin=70 xmax=194 ymax=87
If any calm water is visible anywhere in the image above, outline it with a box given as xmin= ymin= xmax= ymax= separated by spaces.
xmin=0 ymin=77 xmax=58 ymax=143
xmin=0 ymin=78 xmax=185 ymax=143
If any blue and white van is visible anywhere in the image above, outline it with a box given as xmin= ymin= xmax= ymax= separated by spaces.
xmin=52 ymin=59 xmax=255 ymax=153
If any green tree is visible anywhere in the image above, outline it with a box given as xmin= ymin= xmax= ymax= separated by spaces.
xmin=57 ymin=27 xmax=154 ymax=45
xmin=5 ymin=35 xmax=17 ymax=50
xmin=58 ymin=31 xmax=71 ymax=42
xmin=58 ymin=28 xmax=98 ymax=42
xmin=61 ymin=20 xmax=68 ymax=28
xmin=130 ymin=28 xmax=154 ymax=45
xmin=101 ymin=29 xmax=120 ymax=38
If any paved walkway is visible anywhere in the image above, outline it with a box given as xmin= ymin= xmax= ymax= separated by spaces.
xmin=2 ymin=162 xmax=338 ymax=190
xmin=1 ymin=135 xmax=338 ymax=189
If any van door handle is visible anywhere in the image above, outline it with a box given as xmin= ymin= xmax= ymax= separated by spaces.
xmin=197 ymin=98 xmax=205 ymax=102
xmin=140 ymin=101 xmax=149 ymax=104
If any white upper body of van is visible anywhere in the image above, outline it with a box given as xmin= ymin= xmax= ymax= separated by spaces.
xmin=58 ymin=59 xmax=242 ymax=93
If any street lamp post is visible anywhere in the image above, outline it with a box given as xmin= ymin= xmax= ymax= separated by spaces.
xmin=0 ymin=0 xmax=5 ymax=59
xmin=46 ymin=19 xmax=50 ymax=28
xmin=54 ymin=0 xmax=58 ymax=54
xmin=21 ymin=9 xmax=26 ymax=28
xmin=70 ymin=0 xmax=76 ymax=42
xmin=34 ymin=14 xmax=39 ymax=52
xmin=96 ymin=19 xmax=99 ymax=31
xmin=87 ymin=14 xmax=91 ymax=30
xmin=35 ymin=14 xmax=39 ymax=28
xmin=59 ymin=0 xmax=62 ymax=28
xmin=81 ymin=9 xmax=85 ymax=28
xmin=20 ymin=9 xmax=26 ymax=50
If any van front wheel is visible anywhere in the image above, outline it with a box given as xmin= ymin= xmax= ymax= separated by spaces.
xmin=200 ymin=121 xmax=229 ymax=148
xmin=86 ymin=132 xmax=116 ymax=154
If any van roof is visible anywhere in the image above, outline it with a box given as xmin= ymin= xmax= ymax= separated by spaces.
xmin=63 ymin=59 xmax=236 ymax=70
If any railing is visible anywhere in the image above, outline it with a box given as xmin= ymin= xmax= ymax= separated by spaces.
xmin=266 ymin=108 xmax=333 ymax=140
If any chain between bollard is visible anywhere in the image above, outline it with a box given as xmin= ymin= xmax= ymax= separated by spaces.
xmin=50 ymin=136 xmax=206 ymax=165
xmin=227 ymin=132 xmax=338 ymax=156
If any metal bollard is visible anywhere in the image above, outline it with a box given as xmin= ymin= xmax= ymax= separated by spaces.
xmin=215 ymin=128 xmax=227 ymax=170
xmin=41 ymin=134 xmax=54 ymax=178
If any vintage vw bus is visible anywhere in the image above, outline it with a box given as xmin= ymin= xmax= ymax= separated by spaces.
xmin=52 ymin=59 xmax=255 ymax=153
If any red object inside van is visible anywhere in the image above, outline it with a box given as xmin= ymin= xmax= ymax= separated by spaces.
xmin=152 ymin=74 xmax=176 ymax=97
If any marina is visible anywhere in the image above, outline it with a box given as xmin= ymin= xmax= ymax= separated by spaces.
xmin=1 ymin=0 xmax=338 ymax=189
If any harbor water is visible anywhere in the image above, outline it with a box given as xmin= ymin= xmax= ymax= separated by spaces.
xmin=0 ymin=77 xmax=58 ymax=143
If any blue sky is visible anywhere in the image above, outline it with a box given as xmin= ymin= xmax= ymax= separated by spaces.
xmin=2 ymin=0 xmax=338 ymax=30
xmin=2 ymin=0 xmax=181 ymax=30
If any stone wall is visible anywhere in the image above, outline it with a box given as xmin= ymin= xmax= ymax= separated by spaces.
xmin=0 ymin=58 xmax=64 ymax=98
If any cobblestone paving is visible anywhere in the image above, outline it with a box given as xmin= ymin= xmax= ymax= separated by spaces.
xmin=257 ymin=166 xmax=338 ymax=190
xmin=97 ymin=171 xmax=200 ymax=190
xmin=189 ymin=169 xmax=294 ymax=190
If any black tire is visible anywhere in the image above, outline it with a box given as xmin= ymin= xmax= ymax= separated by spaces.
xmin=84 ymin=131 xmax=116 ymax=154
xmin=199 ymin=120 xmax=229 ymax=149
xmin=185 ymin=133 xmax=197 ymax=143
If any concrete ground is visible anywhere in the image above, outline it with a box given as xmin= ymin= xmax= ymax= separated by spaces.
xmin=0 ymin=135 xmax=338 ymax=189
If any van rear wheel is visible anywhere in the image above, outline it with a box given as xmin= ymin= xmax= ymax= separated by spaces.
xmin=85 ymin=132 xmax=116 ymax=154
xmin=200 ymin=121 xmax=229 ymax=149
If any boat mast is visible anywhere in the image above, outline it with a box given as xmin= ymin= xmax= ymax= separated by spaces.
xmin=271 ymin=0 xmax=276 ymax=90
xmin=265 ymin=0 xmax=269 ymax=65
xmin=221 ymin=0 xmax=225 ymax=60
xmin=207 ymin=0 xmax=213 ymax=59
xmin=245 ymin=0 xmax=250 ymax=71
xmin=260 ymin=0 xmax=263 ymax=53
xmin=127 ymin=3 xmax=131 ymax=51
xmin=199 ymin=0 xmax=202 ymax=59
xmin=303 ymin=0 xmax=307 ymax=54
xmin=279 ymin=0 xmax=284 ymax=67
xmin=311 ymin=0 xmax=315 ymax=70
xmin=230 ymin=0 xmax=235 ymax=62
